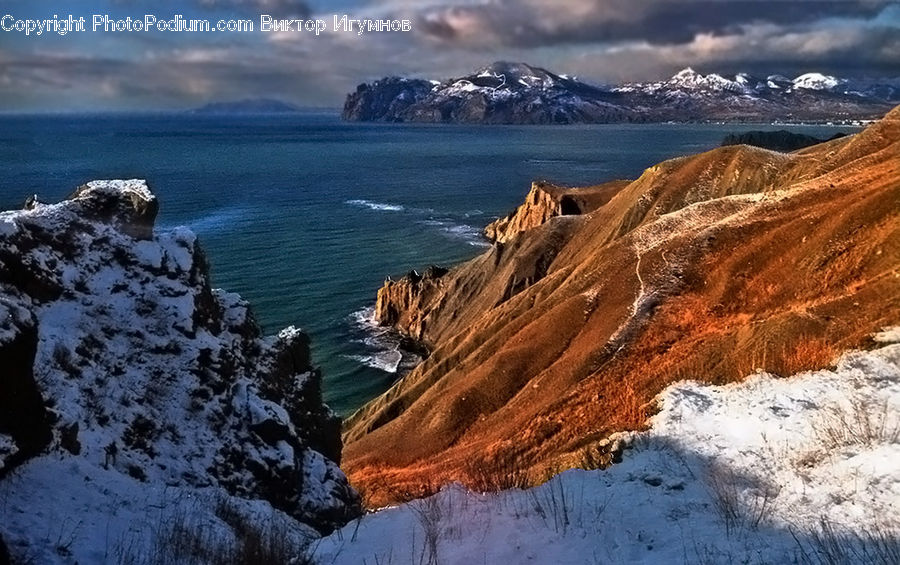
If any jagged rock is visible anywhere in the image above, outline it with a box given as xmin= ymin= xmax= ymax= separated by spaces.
xmin=69 ymin=179 xmax=159 ymax=240
xmin=374 ymin=265 xmax=448 ymax=341
xmin=484 ymin=180 xmax=629 ymax=244
xmin=0 ymin=180 xmax=360 ymax=545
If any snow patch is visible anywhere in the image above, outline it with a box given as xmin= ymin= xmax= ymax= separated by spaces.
xmin=315 ymin=340 xmax=900 ymax=564
xmin=793 ymin=72 xmax=843 ymax=91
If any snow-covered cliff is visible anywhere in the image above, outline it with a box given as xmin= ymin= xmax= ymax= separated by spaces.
xmin=0 ymin=180 xmax=360 ymax=562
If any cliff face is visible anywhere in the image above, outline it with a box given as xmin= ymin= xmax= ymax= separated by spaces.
xmin=342 ymin=77 xmax=435 ymax=122
xmin=372 ymin=181 xmax=629 ymax=346
xmin=345 ymin=106 xmax=900 ymax=506
xmin=374 ymin=266 xmax=447 ymax=343
xmin=0 ymin=181 xmax=360 ymax=556
xmin=484 ymin=180 xmax=630 ymax=244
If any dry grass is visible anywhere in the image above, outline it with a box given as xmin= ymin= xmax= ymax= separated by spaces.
xmin=408 ymin=496 xmax=445 ymax=565
xmin=705 ymin=466 xmax=779 ymax=537
xmin=114 ymin=496 xmax=313 ymax=565
xmin=792 ymin=518 xmax=900 ymax=565
xmin=462 ymin=454 xmax=531 ymax=493
xmin=814 ymin=397 xmax=900 ymax=451
xmin=775 ymin=339 xmax=840 ymax=376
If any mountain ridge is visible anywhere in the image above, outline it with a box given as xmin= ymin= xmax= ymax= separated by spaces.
xmin=343 ymin=62 xmax=899 ymax=124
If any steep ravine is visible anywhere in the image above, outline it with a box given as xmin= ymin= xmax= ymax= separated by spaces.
xmin=345 ymin=105 xmax=900 ymax=506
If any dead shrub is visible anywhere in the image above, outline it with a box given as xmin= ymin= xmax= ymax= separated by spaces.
xmin=793 ymin=518 xmax=900 ymax=565
xmin=705 ymin=465 xmax=779 ymax=537
xmin=814 ymin=397 xmax=900 ymax=451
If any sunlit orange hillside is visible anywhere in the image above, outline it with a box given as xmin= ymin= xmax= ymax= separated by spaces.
xmin=344 ymin=106 xmax=900 ymax=507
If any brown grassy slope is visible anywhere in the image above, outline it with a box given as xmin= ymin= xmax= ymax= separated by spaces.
xmin=345 ymin=106 xmax=900 ymax=506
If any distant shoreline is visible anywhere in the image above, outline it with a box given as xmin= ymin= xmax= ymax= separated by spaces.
xmin=0 ymin=110 xmax=873 ymax=127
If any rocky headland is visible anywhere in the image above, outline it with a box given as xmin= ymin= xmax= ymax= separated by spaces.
xmin=345 ymin=105 xmax=900 ymax=506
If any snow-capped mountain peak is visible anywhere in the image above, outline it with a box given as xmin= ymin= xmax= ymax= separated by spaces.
xmin=344 ymin=63 xmax=899 ymax=124
xmin=792 ymin=72 xmax=844 ymax=90
xmin=671 ymin=67 xmax=700 ymax=80
xmin=663 ymin=68 xmax=749 ymax=94
xmin=470 ymin=61 xmax=560 ymax=90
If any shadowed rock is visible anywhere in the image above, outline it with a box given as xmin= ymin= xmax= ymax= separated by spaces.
xmin=721 ymin=130 xmax=847 ymax=152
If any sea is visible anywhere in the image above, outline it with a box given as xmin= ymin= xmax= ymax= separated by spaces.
xmin=0 ymin=111 xmax=859 ymax=415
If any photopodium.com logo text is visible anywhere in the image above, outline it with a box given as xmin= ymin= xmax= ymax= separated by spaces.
xmin=0 ymin=14 xmax=413 ymax=36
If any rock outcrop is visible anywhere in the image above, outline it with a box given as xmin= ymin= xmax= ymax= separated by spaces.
xmin=0 ymin=296 xmax=50 ymax=479
xmin=374 ymin=266 xmax=448 ymax=343
xmin=343 ymin=62 xmax=899 ymax=125
xmin=484 ymin=180 xmax=630 ymax=244
xmin=0 ymin=181 xmax=360 ymax=552
xmin=344 ymin=106 xmax=900 ymax=506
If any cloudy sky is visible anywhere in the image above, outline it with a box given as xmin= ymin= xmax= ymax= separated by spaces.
xmin=1 ymin=0 xmax=898 ymax=111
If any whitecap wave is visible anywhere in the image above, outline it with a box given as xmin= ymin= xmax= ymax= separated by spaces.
xmin=525 ymin=158 xmax=575 ymax=164
xmin=344 ymin=351 xmax=403 ymax=374
xmin=418 ymin=219 xmax=490 ymax=247
xmin=160 ymin=207 xmax=250 ymax=234
xmin=345 ymin=306 xmax=421 ymax=374
xmin=345 ymin=199 xmax=405 ymax=212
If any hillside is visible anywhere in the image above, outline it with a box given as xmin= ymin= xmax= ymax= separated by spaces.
xmin=344 ymin=105 xmax=900 ymax=506
xmin=320 ymin=332 xmax=900 ymax=563
xmin=342 ymin=62 xmax=898 ymax=125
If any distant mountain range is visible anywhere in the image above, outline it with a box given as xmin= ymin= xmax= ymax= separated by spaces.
xmin=191 ymin=98 xmax=299 ymax=114
xmin=342 ymin=62 xmax=900 ymax=124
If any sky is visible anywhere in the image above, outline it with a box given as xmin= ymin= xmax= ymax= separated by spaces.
xmin=0 ymin=0 xmax=898 ymax=111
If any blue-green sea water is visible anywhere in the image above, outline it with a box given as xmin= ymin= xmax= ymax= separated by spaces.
xmin=0 ymin=112 xmax=858 ymax=414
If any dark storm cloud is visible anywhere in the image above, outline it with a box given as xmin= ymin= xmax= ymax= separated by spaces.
xmin=2 ymin=0 xmax=898 ymax=111
xmin=416 ymin=0 xmax=894 ymax=48
xmin=562 ymin=17 xmax=900 ymax=83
